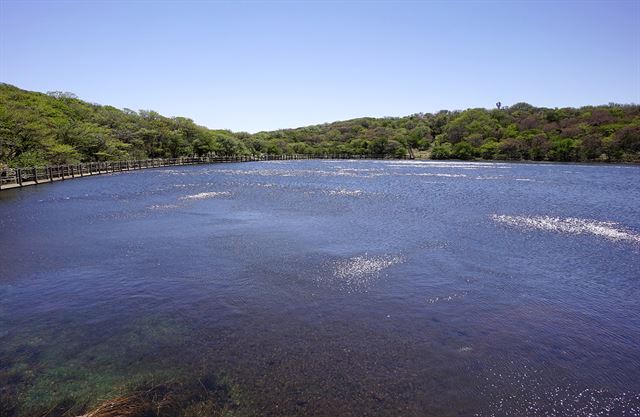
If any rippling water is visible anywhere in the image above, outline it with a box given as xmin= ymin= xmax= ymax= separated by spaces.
xmin=1 ymin=160 xmax=639 ymax=416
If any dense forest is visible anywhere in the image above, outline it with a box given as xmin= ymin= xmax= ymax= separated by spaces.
xmin=1 ymin=83 xmax=638 ymax=167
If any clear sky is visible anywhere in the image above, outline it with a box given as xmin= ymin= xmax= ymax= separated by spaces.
xmin=1 ymin=1 xmax=639 ymax=133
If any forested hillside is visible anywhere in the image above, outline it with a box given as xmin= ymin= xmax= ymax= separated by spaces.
xmin=1 ymin=83 xmax=638 ymax=167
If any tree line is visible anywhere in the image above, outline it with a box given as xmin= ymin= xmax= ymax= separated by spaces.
xmin=1 ymin=83 xmax=638 ymax=167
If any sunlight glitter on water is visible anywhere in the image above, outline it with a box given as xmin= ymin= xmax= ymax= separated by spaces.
xmin=491 ymin=215 xmax=640 ymax=244
xmin=179 ymin=191 xmax=231 ymax=200
xmin=477 ymin=362 xmax=640 ymax=416
xmin=148 ymin=204 xmax=181 ymax=210
xmin=327 ymin=189 xmax=364 ymax=196
xmin=322 ymin=254 xmax=404 ymax=293
xmin=383 ymin=161 xmax=513 ymax=169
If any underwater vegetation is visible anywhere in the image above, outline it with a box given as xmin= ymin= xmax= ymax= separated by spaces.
xmin=76 ymin=377 xmax=248 ymax=417
xmin=0 ymin=315 xmax=252 ymax=417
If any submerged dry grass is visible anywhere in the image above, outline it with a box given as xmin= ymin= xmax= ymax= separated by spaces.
xmin=76 ymin=377 xmax=246 ymax=417
xmin=0 ymin=315 xmax=253 ymax=417
xmin=6 ymin=375 xmax=250 ymax=417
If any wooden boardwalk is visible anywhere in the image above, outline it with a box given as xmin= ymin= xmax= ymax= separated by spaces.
xmin=0 ymin=154 xmax=397 ymax=191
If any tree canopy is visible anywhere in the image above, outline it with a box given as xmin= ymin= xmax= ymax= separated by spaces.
xmin=1 ymin=83 xmax=638 ymax=167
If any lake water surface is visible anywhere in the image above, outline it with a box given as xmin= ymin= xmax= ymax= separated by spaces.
xmin=1 ymin=160 xmax=639 ymax=416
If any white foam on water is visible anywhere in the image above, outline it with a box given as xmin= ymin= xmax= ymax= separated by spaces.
xmin=475 ymin=176 xmax=503 ymax=180
xmin=426 ymin=292 xmax=468 ymax=304
xmin=158 ymin=169 xmax=189 ymax=175
xmin=492 ymin=215 xmax=640 ymax=244
xmin=215 ymin=168 xmax=370 ymax=178
xmin=179 ymin=191 xmax=231 ymax=200
xmin=403 ymin=172 xmax=467 ymax=178
xmin=148 ymin=204 xmax=181 ymax=210
xmin=382 ymin=160 xmax=512 ymax=169
xmin=254 ymin=182 xmax=277 ymax=188
xmin=327 ymin=189 xmax=364 ymax=196
xmin=336 ymin=168 xmax=383 ymax=172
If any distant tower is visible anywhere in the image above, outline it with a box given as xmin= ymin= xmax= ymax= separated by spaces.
xmin=496 ymin=101 xmax=502 ymax=110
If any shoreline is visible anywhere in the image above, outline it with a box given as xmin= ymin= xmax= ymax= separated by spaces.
xmin=2 ymin=156 xmax=639 ymax=192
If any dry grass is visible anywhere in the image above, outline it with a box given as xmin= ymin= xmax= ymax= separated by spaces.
xmin=74 ymin=378 xmax=239 ymax=417
xmin=77 ymin=385 xmax=172 ymax=417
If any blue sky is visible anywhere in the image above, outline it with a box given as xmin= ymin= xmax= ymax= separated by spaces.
xmin=1 ymin=1 xmax=639 ymax=132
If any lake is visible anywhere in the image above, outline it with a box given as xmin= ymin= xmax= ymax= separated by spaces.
xmin=1 ymin=160 xmax=639 ymax=416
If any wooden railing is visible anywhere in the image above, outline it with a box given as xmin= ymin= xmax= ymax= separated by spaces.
xmin=0 ymin=154 xmax=404 ymax=190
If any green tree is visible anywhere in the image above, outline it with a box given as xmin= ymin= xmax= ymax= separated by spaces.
xmin=47 ymin=143 xmax=80 ymax=165
xmin=431 ymin=142 xmax=453 ymax=159
xmin=478 ymin=140 xmax=499 ymax=159
xmin=451 ymin=141 xmax=475 ymax=160
xmin=1 ymin=83 xmax=638 ymax=165
xmin=549 ymin=138 xmax=580 ymax=161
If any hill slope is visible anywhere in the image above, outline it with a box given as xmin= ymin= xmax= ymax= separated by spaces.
xmin=1 ymin=83 xmax=638 ymax=167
